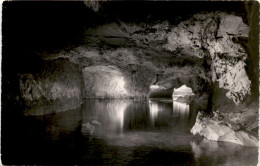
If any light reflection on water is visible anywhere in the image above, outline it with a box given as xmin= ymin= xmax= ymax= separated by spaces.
xmin=82 ymin=99 xmax=129 ymax=132
xmin=15 ymin=99 xmax=258 ymax=165
xmin=191 ymin=139 xmax=258 ymax=166
xmin=149 ymin=100 xmax=162 ymax=124
xmin=172 ymin=101 xmax=190 ymax=117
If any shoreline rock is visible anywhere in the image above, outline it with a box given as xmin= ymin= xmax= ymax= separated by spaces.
xmin=191 ymin=111 xmax=259 ymax=147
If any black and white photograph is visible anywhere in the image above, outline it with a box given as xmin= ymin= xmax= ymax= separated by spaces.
xmin=1 ymin=1 xmax=259 ymax=165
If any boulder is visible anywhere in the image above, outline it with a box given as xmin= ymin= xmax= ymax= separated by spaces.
xmin=81 ymin=122 xmax=95 ymax=135
xmin=191 ymin=112 xmax=258 ymax=147
xmin=91 ymin=120 xmax=102 ymax=126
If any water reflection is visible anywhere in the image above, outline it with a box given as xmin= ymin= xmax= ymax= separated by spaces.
xmin=124 ymin=102 xmax=150 ymax=130
xmin=35 ymin=108 xmax=82 ymax=139
xmin=172 ymin=101 xmax=189 ymax=117
xmin=82 ymin=99 xmax=129 ymax=132
xmin=15 ymin=99 xmax=258 ymax=165
xmin=81 ymin=99 xmax=194 ymax=134
xmin=191 ymin=139 xmax=258 ymax=166
xmin=149 ymin=100 xmax=162 ymax=124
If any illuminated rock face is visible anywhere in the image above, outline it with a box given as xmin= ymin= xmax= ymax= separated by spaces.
xmin=30 ymin=12 xmax=251 ymax=105
xmin=164 ymin=13 xmax=250 ymax=105
xmin=82 ymin=65 xmax=130 ymax=98
xmin=78 ymin=12 xmax=251 ymax=105
xmin=191 ymin=112 xmax=258 ymax=147
xmin=172 ymin=85 xmax=194 ymax=101
xmin=212 ymin=60 xmax=251 ymax=105
xmin=150 ymin=85 xmax=166 ymax=91
xmin=17 ymin=10 xmax=256 ymax=136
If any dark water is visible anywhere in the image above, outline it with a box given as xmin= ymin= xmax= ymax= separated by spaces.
xmin=2 ymin=99 xmax=258 ymax=165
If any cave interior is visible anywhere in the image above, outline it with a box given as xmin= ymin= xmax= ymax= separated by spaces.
xmin=1 ymin=1 xmax=259 ymax=165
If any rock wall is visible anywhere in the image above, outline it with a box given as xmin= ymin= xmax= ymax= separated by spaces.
xmin=164 ymin=13 xmax=251 ymax=105
xmin=19 ymin=59 xmax=84 ymax=115
xmin=17 ymin=11 xmax=256 ymax=125
xmin=180 ymin=12 xmax=258 ymax=146
xmin=82 ymin=65 xmax=130 ymax=98
xmin=78 ymin=12 xmax=251 ymax=105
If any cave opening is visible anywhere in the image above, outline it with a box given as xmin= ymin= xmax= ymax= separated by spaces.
xmin=172 ymin=85 xmax=195 ymax=101
xmin=148 ymin=84 xmax=173 ymax=99
xmin=172 ymin=85 xmax=195 ymax=116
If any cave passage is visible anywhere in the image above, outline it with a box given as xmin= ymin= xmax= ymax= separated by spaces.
xmin=172 ymin=85 xmax=195 ymax=101
xmin=2 ymin=1 xmax=259 ymax=165
xmin=149 ymin=84 xmax=195 ymax=119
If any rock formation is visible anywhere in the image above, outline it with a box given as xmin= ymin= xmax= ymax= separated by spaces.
xmin=19 ymin=59 xmax=84 ymax=115
xmin=172 ymin=85 xmax=194 ymax=101
xmin=8 ymin=3 xmax=257 ymax=146
xmin=82 ymin=65 xmax=130 ymax=98
xmin=191 ymin=111 xmax=258 ymax=147
xmin=81 ymin=122 xmax=95 ymax=136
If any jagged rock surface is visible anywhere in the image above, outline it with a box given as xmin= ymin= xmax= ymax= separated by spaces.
xmin=20 ymin=11 xmax=250 ymax=102
xmin=164 ymin=13 xmax=251 ymax=105
xmin=191 ymin=111 xmax=258 ymax=147
xmin=82 ymin=65 xmax=130 ymax=98
xmin=19 ymin=59 xmax=83 ymax=115
xmin=41 ymin=12 xmax=250 ymax=104
xmin=15 ymin=9 xmax=258 ymax=146
xmin=18 ymin=11 xmax=256 ymax=136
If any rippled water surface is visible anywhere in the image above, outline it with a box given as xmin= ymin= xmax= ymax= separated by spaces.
xmin=4 ymin=99 xmax=258 ymax=165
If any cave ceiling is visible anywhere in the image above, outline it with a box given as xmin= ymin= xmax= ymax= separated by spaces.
xmin=2 ymin=1 xmax=255 ymax=104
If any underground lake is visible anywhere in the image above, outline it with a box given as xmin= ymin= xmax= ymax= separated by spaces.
xmin=2 ymin=1 xmax=259 ymax=165
xmin=2 ymin=99 xmax=258 ymax=165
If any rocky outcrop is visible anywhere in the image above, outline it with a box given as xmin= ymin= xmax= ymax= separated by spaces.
xmin=34 ymin=12 xmax=250 ymax=103
xmin=82 ymin=65 xmax=130 ymax=98
xmin=158 ymin=12 xmax=257 ymax=146
xmin=191 ymin=111 xmax=258 ymax=147
xmin=172 ymin=85 xmax=194 ymax=101
xmin=208 ymin=15 xmax=250 ymax=105
xmin=81 ymin=120 xmax=102 ymax=136
xmin=79 ymin=12 xmax=250 ymax=105
xmin=164 ymin=13 xmax=250 ymax=105
xmin=83 ymin=0 xmax=102 ymax=12
xmin=81 ymin=122 xmax=95 ymax=136
xmin=19 ymin=59 xmax=83 ymax=115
